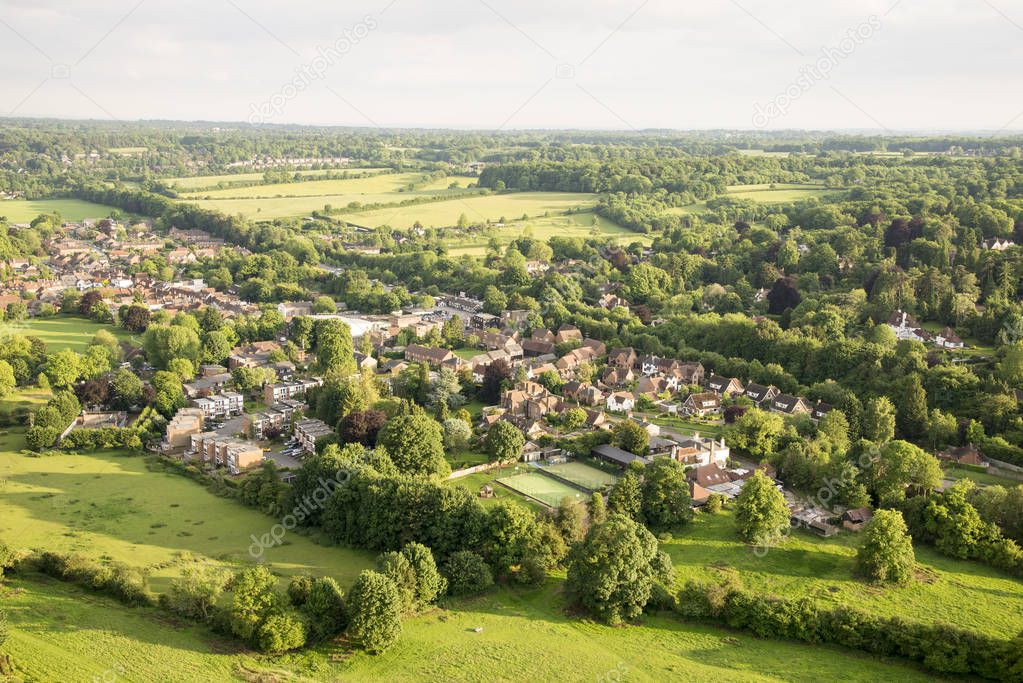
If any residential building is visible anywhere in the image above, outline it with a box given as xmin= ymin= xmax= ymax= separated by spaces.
xmin=188 ymin=432 xmax=264 ymax=474
xmin=744 ymin=382 xmax=780 ymax=405
xmin=769 ymin=394 xmax=812 ymax=416
xmin=606 ymin=391 xmax=635 ymax=413
xmin=246 ymin=399 xmax=304 ymax=440
xmin=294 ymin=418 xmax=334 ymax=454
xmin=680 ymin=392 xmax=721 ymax=417
xmin=404 ymin=343 xmax=457 ymax=367
xmin=707 ymin=374 xmax=745 ymax=397
xmin=938 ymin=443 xmax=989 ymax=468
xmin=192 ymin=391 xmax=244 ymax=419
xmin=262 ymin=378 xmax=322 ymax=405
xmin=164 ymin=408 xmax=205 ymax=449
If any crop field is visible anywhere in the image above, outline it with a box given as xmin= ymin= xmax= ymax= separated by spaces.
xmin=0 ymin=199 xmax=115 ymax=222
xmin=164 ymin=167 xmax=391 ymax=190
xmin=0 ymin=428 xmax=375 ymax=593
xmin=664 ymin=509 xmax=1023 ymax=638
xmin=538 ymin=461 xmax=618 ymax=491
xmin=0 ymin=314 xmax=135 ymax=353
xmin=444 ymin=211 xmax=648 ymax=256
xmin=496 ymin=472 xmax=584 ymax=508
xmin=345 ymin=192 xmax=600 ymax=230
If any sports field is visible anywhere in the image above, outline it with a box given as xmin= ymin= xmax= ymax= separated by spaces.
xmin=0 ymin=199 xmax=115 ymax=222
xmin=539 ymin=461 xmax=618 ymax=491
xmin=0 ymin=314 xmax=135 ymax=353
xmin=345 ymin=192 xmax=599 ymax=230
xmin=496 ymin=472 xmax=584 ymax=508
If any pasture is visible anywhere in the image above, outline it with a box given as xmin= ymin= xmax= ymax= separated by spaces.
xmin=664 ymin=509 xmax=1023 ymax=638
xmin=496 ymin=471 xmax=584 ymax=508
xmin=443 ymin=211 xmax=647 ymax=256
xmin=345 ymin=192 xmax=600 ymax=230
xmin=538 ymin=460 xmax=618 ymax=491
xmin=0 ymin=429 xmax=375 ymax=592
xmin=164 ymin=167 xmax=391 ymax=190
xmin=724 ymin=183 xmax=831 ymax=203
xmin=0 ymin=199 xmax=115 ymax=223
xmin=2 ymin=574 xmax=940 ymax=682
xmin=0 ymin=314 xmax=134 ymax=353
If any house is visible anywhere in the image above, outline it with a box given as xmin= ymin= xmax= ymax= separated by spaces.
xmin=769 ymin=394 xmax=812 ymax=416
xmin=606 ymin=391 xmax=635 ymax=413
xmin=811 ymin=401 xmax=833 ymax=421
xmin=521 ymin=338 xmax=555 ymax=356
xmin=842 ymin=507 xmax=874 ymax=532
xmin=228 ymin=341 xmax=282 ymax=368
xmin=686 ymin=463 xmax=733 ymax=488
xmin=982 ymin=237 xmax=1015 ymax=251
xmin=680 ymin=392 xmax=720 ymax=417
xmin=938 ymin=443 xmax=989 ymax=468
xmin=673 ymin=434 xmax=729 ymax=467
xmin=192 ymin=391 xmax=244 ymax=419
xmin=581 ymin=338 xmax=607 ymax=356
xmin=934 ymin=327 xmax=964 ymax=349
xmin=601 ymin=366 xmax=635 ymax=388
xmin=608 ymin=347 xmax=637 ymax=370
xmin=648 ymin=435 xmax=678 ymax=457
xmin=554 ymin=324 xmax=582 ymax=344
xmin=707 ymin=374 xmax=744 ymax=397
xmin=598 ymin=293 xmax=629 ymax=311
xmin=294 ymin=418 xmax=334 ymax=454
xmin=353 ymin=352 xmax=378 ymax=372
xmin=886 ymin=310 xmax=930 ymax=343
xmin=531 ymin=328 xmax=555 ymax=344
xmin=636 ymin=375 xmax=668 ymax=397
xmin=277 ymin=301 xmax=315 ymax=319
xmin=592 ymin=444 xmax=650 ymax=469
xmin=744 ymin=383 xmax=780 ymax=405
xmin=564 ymin=381 xmax=604 ymax=407
xmin=585 ymin=409 xmax=609 ymax=430
xmin=405 ymin=344 xmax=456 ymax=367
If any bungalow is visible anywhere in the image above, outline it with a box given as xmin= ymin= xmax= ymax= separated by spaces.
xmin=353 ymin=352 xmax=378 ymax=372
xmin=769 ymin=394 xmax=812 ymax=416
xmin=680 ymin=392 xmax=721 ymax=417
xmin=606 ymin=391 xmax=635 ymax=413
xmin=744 ymin=382 xmax=780 ymax=405
xmin=707 ymin=374 xmax=745 ymax=397
xmin=592 ymin=443 xmax=650 ymax=469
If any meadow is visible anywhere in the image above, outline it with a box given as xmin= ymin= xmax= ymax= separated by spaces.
xmin=164 ymin=167 xmax=391 ymax=190
xmin=0 ymin=314 xmax=135 ymax=353
xmin=443 ymin=211 xmax=647 ymax=256
xmin=0 ymin=198 xmax=115 ymax=222
xmin=663 ymin=509 xmax=1023 ymax=638
xmin=724 ymin=183 xmax=831 ymax=203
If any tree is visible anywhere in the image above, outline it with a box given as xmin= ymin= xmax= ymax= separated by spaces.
xmin=44 ymin=348 xmax=82 ymax=388
xmin=340 ymin=409 xmax=387 ymax=446
xmin=428 ymin=367 xmax=464 ymax=411
xmin=287 ymin=574 xmax=314 ymax=606
xmin=346 ymin=570 xmax=402 ymax=654
xmin=862 ymin=396 xmax=896 ymax=443
xmin=766 ymin=276 xmax=801 ymax=314
xmin=163 ymin=565 xmax=229 ymax=622
xmin=201 ymin=330 xmax=233 ymax=364
xmin=303 ymin=577 xmax=347 ymax=640
xmin=315 ymin=318 xmax=356 ymax=375
xmin=227 ymin=565 xmax=282 ymax=644
xmin=152 ymin=370 xmax=186 ymax=418
xmin=556 ymin=497 xmax=587 ymax=543
xmin=313 ymin=295 xmax=337 ymax=314
xmin=607 ymin=469 xmax=642 ymax=521
xmin=482 ymin=285 xmax=507 ymax=315
xmin=562 ymin=407 xmax=587 ymax=430
xmin=565 ymin=514 xmax=662 ymax=625
xmin=588 ymin=491 xmax=607 ymax=525
xmin=110 ymin=368 xmax=144 ymax=409
xmin=734 ymin=470 xmax=789 ymax=545
xmin=484 ymin=420 xmax=525 ymax=464
xmin=400 ymin=542 xmax=446 ymax=611
xmin=855 ymin=509 xmax=915 ymax=585
xmin=442 ymin=417 xmax=472 ymax=451
xmin=723 ymin=408 xmax=784 ymax=460
xmin=0 ymin=360 xmax=15 ymax=398
xmin=612 ymin=421 xmax=649 ymax=456
xmin=257 ymin=612 xmax=307 ymax=654
xmin=641 ymin=459 xmax=693 ymax=531
xmin=480 ymin=358 xmax=512 ymax=403
xmin=377 ymin=413 xmax=448 ymax=477
xmin=443 ymin=551 xmax=494 ymax=596
xmin=865 ymin=440 xmax=943 ymax=506
xmin=121 ymin=304 xmax=151 ymax=333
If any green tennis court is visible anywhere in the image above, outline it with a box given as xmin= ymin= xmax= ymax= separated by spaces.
xmin=496 ymin=472 xmax=585 ymax=508
xmin=540 ymin=461 xmax=619 ymax=491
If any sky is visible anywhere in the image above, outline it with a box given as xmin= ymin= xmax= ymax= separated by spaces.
xmin=2 ymin=0 xmax=1023 ymax=132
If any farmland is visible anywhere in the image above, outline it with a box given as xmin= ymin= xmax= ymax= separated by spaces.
xmin=724 ymin=183 xmax=832 ymax=203
xmin=0 ymin=199 xmax=115 ymax=222
xmin=165 ymin=167 xmax=392 ymax=190
xmin=443 ymin=211 xmax=647 ymax=256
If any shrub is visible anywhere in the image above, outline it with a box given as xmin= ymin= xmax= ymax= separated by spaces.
xmin=346 ymin=570 xmax=402 ymax=654
xmin=257 ymin=612 xmax=307 ymax=654
xmin=443 ymin=551 xmax=493 ymax=596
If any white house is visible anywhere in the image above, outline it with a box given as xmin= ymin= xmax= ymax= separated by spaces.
xmin=606 ymin=391 xmax=635 ymax=413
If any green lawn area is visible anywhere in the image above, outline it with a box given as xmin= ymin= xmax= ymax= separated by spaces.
xmin=445 ymin=464 xmax=543 ymax=511
xmin=943 ymin=464 xmax=1023 ymax=488
xmin=0 ymin=388 xmax=51 ymax=424
xmin=0 ymin=199 xmax=116 ymax=223
xmin=3 ymin=574 xmax=939 ymax=682
xmin=664 ymin=509 xmax=1023 ymax=638
xmin=650 ymin=415 xmax=724 ymax=438
xmin=443 ymin=211 xmax=648 ymax=256
xmin=539 ymin=460 xmax=619 ymax=491
xmin=0 ymin=428 xmax=375 ymax=593
xmin=344 ymin=192 xmax=600 ymax=230
xmin=451 ymin=346 xmax=481 ymax=361
xmin=164 ymin=167 xmax=391 ymax=190
xmin=724 ymin=184 xmax=832 ymax=203
xmin=0 ymin=314 xmax=135 ymax=353
xmin=496 ymin=472 xmax=585 ymax=508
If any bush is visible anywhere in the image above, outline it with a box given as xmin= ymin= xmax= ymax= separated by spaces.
xmin=443 ymin=551 xmax=493 ymax=596
xmin=346 ymin=570 xmax=402 ymax=654
xmin=303 ymin=577 xmax=347 ymax=640
xmin=287 ymin=574 xmax=314 ymax=607
xmin=257 ymin=612 xmax=307 ymax=654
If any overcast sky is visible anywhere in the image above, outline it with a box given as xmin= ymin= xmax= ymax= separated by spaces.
xmin=2 ymin=0 xmax=1022 ymax=132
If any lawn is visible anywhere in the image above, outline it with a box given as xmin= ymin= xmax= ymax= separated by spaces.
xmin=539 ymin=460 xmax=619 ymax=491
xmin=179 ymin=172 xmax=464 ymax=200
xmin=445 ymin=464 xmax=543 ymax=511
xmin=724 ymin=184 xmax=832 ymax=203
xmin=650 ymin=415 xmax=724 ymax=438
xmin=0 ymin=388 xmax=51 ymax=425
xmin=942 ymin=464 xmax=1023 ymax=488
xmin=3 ymin=574 xmax=939 ymax=682
xmin=0 ymin=199 xmax=116 ymax=223
xmin=0 ymin=429 xmax=375 ymax=593
xmin=444 ymin=211 xmax=648 ymax=256
xmin=343 ymin=192 xmax=600 ymax=230
xmin=664 ymin=509 xmax=1023 ymax=638
xmin=496 ymin=471 xmax=585 ymax=508
xmin=0 ymin=314 xmax=135 ymax=353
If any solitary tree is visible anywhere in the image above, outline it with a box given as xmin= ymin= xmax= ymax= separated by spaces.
xmin=641 ymin=458 xmax=693 ymax=531
xmin=484 ymin=421 xmax=525 ymax=464
xmin=377 ymin=413 xmax=448 ymax=477
xmin=855 ymin=509 xmax=915 ymax=585
xmin=612 ymin=420 xmax=649 ymax=456
xmin=734 ymin=470 xmax=789 ymax=545
xmin=346 ymin=570 xmax=403 ymax=654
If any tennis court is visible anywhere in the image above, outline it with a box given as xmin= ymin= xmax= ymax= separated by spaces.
xmin=496 ymin=472 xmax=585 ymax=508
xmin=540 ymin=461 xmax=619 ymax=491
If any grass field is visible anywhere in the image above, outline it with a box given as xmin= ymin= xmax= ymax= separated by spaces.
xmin=444 ymin=211 xmax=648 ymax=256
xmin=0 ymin=199 xmax=115 ymax=222
xmin=942 ymin=464 xmax=1023 ymax=488
xmin=665 ymin=509 xmax=1023 ymax=638
xmin=3 ymin=575 xmax=940 ymax=683
xmin=446 ymin=464 xmax=543 ymax=510
xmin=343 ymin=192 xmax=600 ymax=230
xmin=724 ymin=183 xmax=830 ymax=203
xmin=0 ymin=430 xmax=375 ymax=593
xmin=539 ymin=461 xmax=618 ymax=491
xmin=496 ymin=472 xmax=584 ymax=508
xmin=0 ymin=387 xmax=51 ymax=424
xmin=0 ymin=314 xmax=135 ymax=353
xmin=165 ymin=167 xmax=391 ymax=190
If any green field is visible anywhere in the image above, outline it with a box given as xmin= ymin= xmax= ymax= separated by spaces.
xmin=0 ymin=430 xmax=375 ymax=592
xmin=165 ymin=167 xmax=391 ymax=190
xmin=446 ymin=464 xmax=543 ymax=510
xmin=539 ymin=461 xmax=619 ymax=491
xmin=496 ymin=471 xmax=584 ymax=508
xmin=0 ymin=199 xmax=116 ymax=223
xmin=664 ymin=509 xmax=1023 ymax=638
xmin=0 ymin=314 xmax=135 ymax=353
xmin=723 ymin=184 xmax=831 ymax=203
xmin=3 ymin=575 xmax=939 ymax=683
xmin=444 ymin=211 xmax=647 ymax=256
